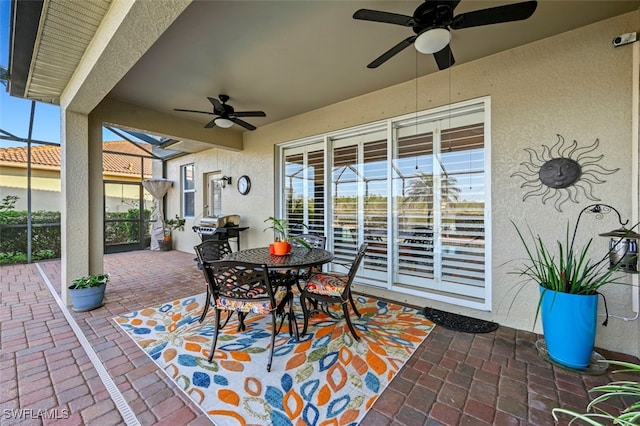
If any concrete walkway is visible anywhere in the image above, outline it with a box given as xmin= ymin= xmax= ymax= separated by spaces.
xmin=1 ymin=250 xmax=637 ymax=425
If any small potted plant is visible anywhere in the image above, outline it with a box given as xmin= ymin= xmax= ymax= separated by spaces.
xmin=264 ymin=216 xmax=310 ymax=255
xmin=160 ymin=215 xmax=185 ymax=251
xmin=68 ymin=273 xmax=109 ymax=311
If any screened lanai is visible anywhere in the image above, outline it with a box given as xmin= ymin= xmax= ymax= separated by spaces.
xmin=0 ymin=67 xmax=188 ymax=263
xmin=5 ymin=0 xmax=640 ymax=361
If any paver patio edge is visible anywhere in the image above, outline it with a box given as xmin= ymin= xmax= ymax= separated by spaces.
xmin=36 ymin=263 xmax=141 ymax=426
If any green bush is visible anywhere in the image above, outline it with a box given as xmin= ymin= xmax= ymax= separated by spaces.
xmin=0 ymin=206 xmax=150 ymax=264
xmin=105 ymin=208 xmax=151 ymax=244
xmin=0 ymin=210 xmax=61 ymax=263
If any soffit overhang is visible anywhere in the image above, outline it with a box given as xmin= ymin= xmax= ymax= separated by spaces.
xmin=9 ymin=0 xmax=112 ymax=104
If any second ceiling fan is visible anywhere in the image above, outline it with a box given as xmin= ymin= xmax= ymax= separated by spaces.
xmin=353 ymin=0 xmax=538 ymax=70
xmin=174 ymin=95 xmax=266 ymax=131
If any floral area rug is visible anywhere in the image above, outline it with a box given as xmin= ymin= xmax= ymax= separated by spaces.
xmin=114 ymin=293 xmax=435 ymax=425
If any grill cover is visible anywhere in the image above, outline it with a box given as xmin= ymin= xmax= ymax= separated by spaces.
xmin=198 ymin=215 xmax=240 ymax=228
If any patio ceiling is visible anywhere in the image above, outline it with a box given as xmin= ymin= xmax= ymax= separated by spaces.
xmin=9 ymin=0 xmax=640 ymax=152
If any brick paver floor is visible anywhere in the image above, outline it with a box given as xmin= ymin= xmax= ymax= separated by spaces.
xmin=1 ymin=250 xmax=638 ymax=425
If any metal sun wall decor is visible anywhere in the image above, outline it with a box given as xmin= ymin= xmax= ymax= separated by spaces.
xmin=511 ymin=134 xmax=619 ymax=212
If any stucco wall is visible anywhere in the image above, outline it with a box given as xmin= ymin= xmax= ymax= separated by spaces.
xmin=167 ymin=12 xmax=640 ymax=356
xmin=0 ymin=165 xmax=146 ymax=211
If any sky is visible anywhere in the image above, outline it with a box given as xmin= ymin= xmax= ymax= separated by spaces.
xmin=0 ymin=0 xmax=120 ymax=148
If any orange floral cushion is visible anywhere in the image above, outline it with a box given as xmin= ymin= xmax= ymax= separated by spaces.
xmin=216 ymin=287 xmax=287 ymax=314
xmin=305 ymin=273 xmax=347 ymax=297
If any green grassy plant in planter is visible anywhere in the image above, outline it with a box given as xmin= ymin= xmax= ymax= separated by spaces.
xmin=69 ymin=273 xmax=109 ymax=312
xmin=160 ymin=215 xmax=185 ymax=251
xmin=263 ymin=216 xmax=310 ymax=255
xmin=511 ymin=211 xmax=635 ymax=370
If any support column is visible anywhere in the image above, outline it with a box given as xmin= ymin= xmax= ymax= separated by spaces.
xmin=60 ymin=109 xmax=104 ymax=305
xmin=88 ymin=115 xmax=105 ymax=274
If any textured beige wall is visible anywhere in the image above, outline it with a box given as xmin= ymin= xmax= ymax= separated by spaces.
xmin=0 ymin=188 xmax=60 ymax=211
xmin=168 ymin=12 xmax=640 ymax=356
xmin=0 ymin=167 xmax=61 ymax=208
xmin=165 ymin=140 xmax=277 ymax=251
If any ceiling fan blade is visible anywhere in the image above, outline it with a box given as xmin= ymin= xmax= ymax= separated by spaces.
xmin=433 ymin=44 xmax=455 ymax=70
xmin=353 ymin=9 xmax=414 ymax=27
xmin=230 ymin=118 xmax=256 ymax=131
xmin=232 ymin=111 xmax=266 ymax=118
xmin=204 ymin=119 xmax=217 ymax=128
xmin=450 ymin=1 xmax=537 ymax=30
xmin=367 ymin=36 xmax=416 ymax=69
xmin=174 ymin=108 xmax=214 ymax=115
xmin=208 ymin=96 xmax=225 ymax=114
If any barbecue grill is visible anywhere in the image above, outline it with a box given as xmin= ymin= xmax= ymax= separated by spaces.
xmin=192 ymin=215 xmax=248 ymax=251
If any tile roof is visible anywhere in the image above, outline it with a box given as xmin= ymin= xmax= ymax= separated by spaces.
xmin=0 ymin=141 xmax=152 ymax=177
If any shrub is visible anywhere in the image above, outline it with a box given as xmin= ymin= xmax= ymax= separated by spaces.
xmin=0 ymin=206 xmax=150 ymax=264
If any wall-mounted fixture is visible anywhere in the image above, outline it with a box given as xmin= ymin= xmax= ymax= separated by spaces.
xmin=220 ymin=175 xmax=232 ymax=188
xmin=572 ymin=203 xmax=640 ymax=273
xmin=612 ymin=32 xmax=637 ymax=47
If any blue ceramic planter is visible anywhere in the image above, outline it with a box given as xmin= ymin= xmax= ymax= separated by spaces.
xmin=539 ymin=286 xmax=598 ymax=370
xmin=69 ymin=283 xmax=106 ymax=312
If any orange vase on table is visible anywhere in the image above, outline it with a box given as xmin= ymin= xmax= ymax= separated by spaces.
xmin=273 ymin=241 xmax=291 ymax=255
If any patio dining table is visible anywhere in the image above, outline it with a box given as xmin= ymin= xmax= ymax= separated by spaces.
xmin=224 ymin=246 xmax=334 ymax=341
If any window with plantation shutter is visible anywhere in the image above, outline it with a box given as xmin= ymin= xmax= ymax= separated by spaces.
xmin=394 ymin=120 xmax=485 ymax=299
xmin=329 ymin=126 xmax=388 ymax=275
xmin=276 ymin=98 xmax=490 ymax=309
xmin=282 ymin=142 xmax=325 ymax=240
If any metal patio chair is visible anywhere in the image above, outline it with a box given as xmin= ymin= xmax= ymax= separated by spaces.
xmin=194 ymin=240 xmax=234 ymax=323
xmin=197 ymin=260 xmax=289 ymax=372
xmin=300 ymin=243 xmax=368 ymax=340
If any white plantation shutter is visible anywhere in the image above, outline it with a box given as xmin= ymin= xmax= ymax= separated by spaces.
xmin=283 ymin=143 xmax=326 ymax=240
xmin=277 ymin=98 xmax=489 ymax=307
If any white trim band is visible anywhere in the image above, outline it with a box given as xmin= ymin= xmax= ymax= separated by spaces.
xmin=36 ymin=263 xmax=141 ymax=426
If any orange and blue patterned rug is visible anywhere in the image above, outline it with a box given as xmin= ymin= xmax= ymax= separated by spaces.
xmin=114 ymin=293 xmax=434 ymax=425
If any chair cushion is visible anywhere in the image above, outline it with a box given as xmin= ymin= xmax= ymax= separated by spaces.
xmin=305 ymin=273 xmax=347 ymax=297
xmin=217 ymin=287 xmax=288 ymax=314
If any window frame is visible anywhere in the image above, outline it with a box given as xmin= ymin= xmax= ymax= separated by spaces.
xmin=276 ymin=97 xmax=492 ymax=310
xmin=181 ymin=163 xmax=195 ymax=218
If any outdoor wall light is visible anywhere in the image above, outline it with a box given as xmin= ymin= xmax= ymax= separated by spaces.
xmin=573 ymin=204 xmax=640 ymax=273
xmin=414 ymin=28 xmax=451 ymax=54
xmin=220 ymin=176 xmax=232 ymax=188
xmin=215 ymin=118 xmax=234 ymax=128
xmin=600 ymin=227 xmax=640 ymax=273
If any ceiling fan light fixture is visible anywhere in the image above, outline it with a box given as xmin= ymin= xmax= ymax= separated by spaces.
xmin=215 ymin=118 xmax=234 ymax=128
xmin=414 ymin=28 xmax=451 ymax=54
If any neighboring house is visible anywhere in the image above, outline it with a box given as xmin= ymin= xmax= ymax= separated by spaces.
xmin=0 ymin=141 xmax=153 ymax=211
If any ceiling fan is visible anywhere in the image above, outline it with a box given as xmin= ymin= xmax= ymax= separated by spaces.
xmin=174 ymin=94 xmax=266 ymax=131
xmin=353 ymin=0 xmax=538 ymax=70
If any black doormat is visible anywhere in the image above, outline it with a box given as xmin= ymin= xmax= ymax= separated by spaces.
xmin=423 ymin=307 xmax=499 ymax=333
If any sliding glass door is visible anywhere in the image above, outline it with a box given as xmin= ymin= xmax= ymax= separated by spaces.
xmin=392 ymin=104 xmax=487 ymax=300
xmin=329 ymin=126 xmax=388 ymax=282
xmin=282 ymin=142 xmax=326 ymax=238
xmin=277 ymin=98 xmax=490 ymax=308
